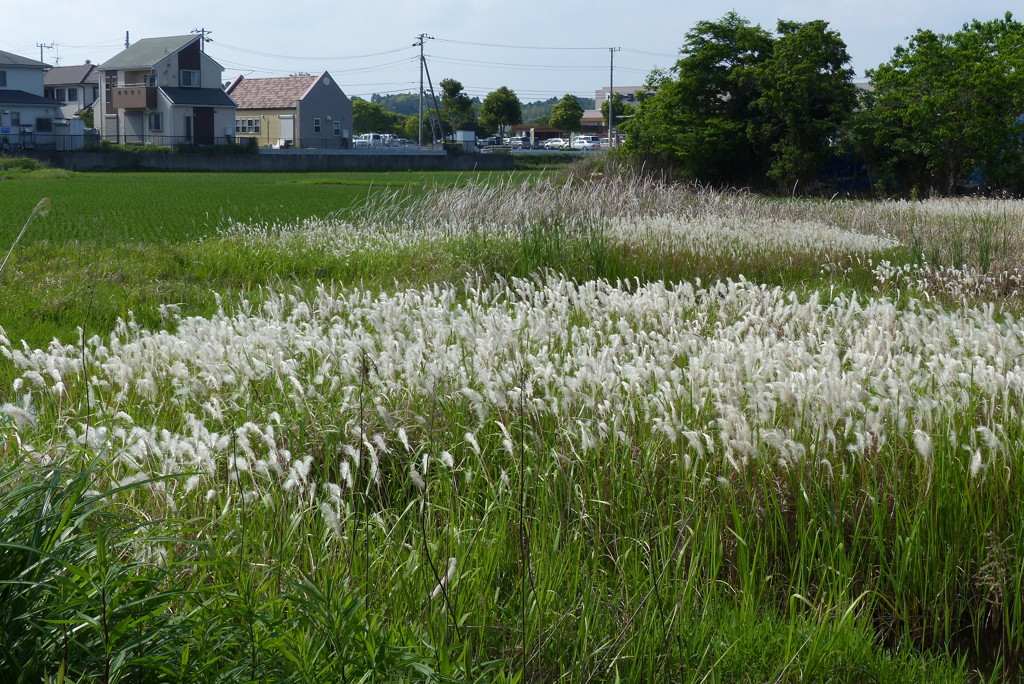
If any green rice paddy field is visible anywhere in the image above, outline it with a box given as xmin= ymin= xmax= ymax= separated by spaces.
xmin=2 ymin=166 xmax=1023 ymax=682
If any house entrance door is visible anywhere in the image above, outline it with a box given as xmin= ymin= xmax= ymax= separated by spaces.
xmin=194 ymin=107 xmax=214 ymax=145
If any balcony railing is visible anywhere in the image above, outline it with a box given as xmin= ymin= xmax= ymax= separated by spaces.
xmin=111 ymin=85 xmax=157 ymax=110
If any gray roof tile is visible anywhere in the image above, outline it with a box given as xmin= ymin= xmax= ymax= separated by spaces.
xmin=99 ymin=36 xmax=198 ymax=69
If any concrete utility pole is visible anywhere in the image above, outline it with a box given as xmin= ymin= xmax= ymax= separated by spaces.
xmin=125 ymin=31 xmax=130 ymax=48
xmin=413 ymin=33 xmax=433 ymax=146
xmin=37 ymin=42 xmax=54 ymax=65
xmin=191 ymin=28 xmax=213 ymax=51
xmin=608 ymin=47 xmax=620 ymax=146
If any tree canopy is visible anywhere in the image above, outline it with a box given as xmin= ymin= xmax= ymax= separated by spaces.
xmin=852 ymin=12 xmax=1024 ymax=194
xmin=439 ymin=78 xmax=478 ymax=135
xmin=600 ymin=93 xmax=636 ymax=134
xmin=550 ymin=94 xmax=585 ymax=133
xmin=479 ymin=87 xmax=523 ymax=134
xmin=623 ymin=12 xmax=856 ymax=189
xmin=352 ymin=99 xmax=407 ymax=135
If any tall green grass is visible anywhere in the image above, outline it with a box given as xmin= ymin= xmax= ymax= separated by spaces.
xmin=3 ymin=168 xmax=1022 ymax=681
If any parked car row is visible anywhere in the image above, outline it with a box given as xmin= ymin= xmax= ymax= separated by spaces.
xmin=538 ymin=135 xmax=603 ymax=150
xmin=352 ymin=133 xmax=417 ymax=148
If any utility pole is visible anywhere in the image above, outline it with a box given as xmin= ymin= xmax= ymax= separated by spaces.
xmin=608 ymin=47 xmax=620 ymax=146
xmin=413 ymin=34 xmax=433 ymax=147
xmin=125 ymin=31 xmax=130 ymax=48
xmin=191 ymin=28 xmax=213 ymax=51
xmin=36 ymin=42 xmax=54 ymax=65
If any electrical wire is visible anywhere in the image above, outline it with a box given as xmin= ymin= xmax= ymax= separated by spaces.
xmin=428 ymin=56 xmax=604 ymax=72
xmin=215 ymin=42 xmax=414 ymax=61
xmin=434 ymin=37 xmax=606 ymax=51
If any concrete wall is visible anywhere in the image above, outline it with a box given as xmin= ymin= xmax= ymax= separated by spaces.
xmin=28 ymin=148 xmax=515 ymax=172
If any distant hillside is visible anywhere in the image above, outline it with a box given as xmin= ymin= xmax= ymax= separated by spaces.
xmin=372 ymin=92 xmax=595 ymax=123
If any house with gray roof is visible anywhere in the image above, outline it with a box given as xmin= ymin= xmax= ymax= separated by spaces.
xmin=96 ymin=34 xmax=236 ymax=145
xmin=0 ymin=49 xmax=66 ymax=150
xmin=44 ymin=63 xmax=100 ymax=119
xmin=226 ymin=72 xmax=352 ymax=148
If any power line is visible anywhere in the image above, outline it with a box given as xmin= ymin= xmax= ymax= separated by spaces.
xmin=215 ymin=41 xmax=414 ymax=61
xmin=434 ymin=37 xmax=606 ymax=51
xmin=428 ymin=56 xmax=605 ymax=72
xmin=622 ymin=48 xmax=679 ymax=58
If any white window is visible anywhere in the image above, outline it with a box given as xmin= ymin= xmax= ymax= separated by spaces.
xmin=179 ymin=70 xmax=200 ymax=87
xmin=234 ymin=118 xmax=261 ymax=134
xmin=67 ymin=89 xmax=78 ymax=102
xmin=0 ymin=71 xmax=6 ymax=87
xmin=149 ymin=113 xmax=163 ymax=131
xmin=333 ymin=121 xmax=341 ymax=136
xmin=313 ymin=118 xmax=321 ymax=134
xmin=56 ymin=88 xmax=66 ymax=101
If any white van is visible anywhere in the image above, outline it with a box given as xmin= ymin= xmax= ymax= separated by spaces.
xmin=571 ymin=135 xmax=602 ymax=150
xmin=354 ymin=133 xmax=385 ymax=147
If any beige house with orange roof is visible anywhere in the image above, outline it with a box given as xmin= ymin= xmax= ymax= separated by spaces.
xmin=226 ymin=71 xmax=352 ymax=148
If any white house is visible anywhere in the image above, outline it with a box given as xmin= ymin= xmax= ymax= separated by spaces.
xmin=44 ymin=63 xmax=100 ymax=120
xmin=0 ymin=49 xmax=66 ymax=150
xmin=96 ymin=35 xmax=236 ymax=146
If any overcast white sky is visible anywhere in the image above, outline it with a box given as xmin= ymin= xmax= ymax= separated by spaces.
xmin=1 ymin=1 xmax=1015 ymax=102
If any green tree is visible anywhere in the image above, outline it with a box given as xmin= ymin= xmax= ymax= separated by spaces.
xmin=753 ymin=20 xmax=857 ymax=188
xmin=439 ymin=78 xmax=477 ymax=135
xmin=550 ymin=94 xmax=585 ymax=133
xmin=352 ymin=98 xmax=406 ymax=135
xmin=623 ymin=12 xmax=856 ymax=189
xmin=400 ymin=115 xmax=420 ymax=142
xmin=852 ymin=13 xmax=1024 ymax=194
xmin=600 ymin=93 xmax=635 ymax=134
xmin=479 ymin=86 xmax=522 ymax=134
xmin=623 ymin=13 xmax=774 ymax=185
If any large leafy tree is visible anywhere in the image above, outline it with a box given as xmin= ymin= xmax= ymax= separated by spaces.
xmin=550 ymin=94 xmax=585 ymax=133
xmin=623 ymin=13 xmax=774 ymax=185
xmin=479 ymin=87 xmax=523 ymax=134
xmin=852 ymin=13 xmax=1024 ymax=194
xmin=753 ymin=20 xmax=857 ymax=188
xmin=623 ymin=12 xmax=856 ymax=188
xmin=352 ymin=98 xmax=406 ymax=135
xmin=439 ymin=78 xmax=477 ymax=135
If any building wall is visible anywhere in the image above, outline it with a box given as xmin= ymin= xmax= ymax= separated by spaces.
xmin=0 ymin=65 xmax=45 ymax=95
xmin=294 ymin=73 xmax=353 ymax=148
xmin=44 ymin=83 xmax=99 ymax=119
xmin=234 ymin=108 xmax=303 ymax=147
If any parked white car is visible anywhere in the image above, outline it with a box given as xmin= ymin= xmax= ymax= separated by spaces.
xmin=571 ymin=135 xmax=602 ymax=150
xmin=543 ymin=138 xmax=567 ymax=150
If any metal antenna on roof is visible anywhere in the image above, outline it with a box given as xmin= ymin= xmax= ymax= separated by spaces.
xmin=192 ymin=28 xmax=213 ymax=52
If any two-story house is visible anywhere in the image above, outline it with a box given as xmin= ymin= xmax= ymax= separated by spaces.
xmin=0 ymin=49 xmax=64 ymax=150
xmin=44 ymin=63 xmax=100 ymax=121
xmin=226 ymin=72 xmax=353 ymax=148
xmin=96 ymin=35 xmax=236 ymax=146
